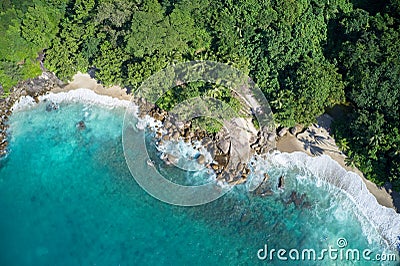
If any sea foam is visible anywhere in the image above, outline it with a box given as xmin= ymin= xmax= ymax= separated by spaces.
xmin=11 ymin=88 xmax=132 ymax=112
xmin=9 ymin=88 xmax=400 ymax=251
xmin=260 ymin=151 xmax=400 ymax=250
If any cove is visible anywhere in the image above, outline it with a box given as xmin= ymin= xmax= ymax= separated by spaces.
xmin=0 ymin=91 xmax=398 ymax=265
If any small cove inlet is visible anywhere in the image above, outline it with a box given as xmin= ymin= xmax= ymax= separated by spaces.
xmin=0 ymin=89 xmax=399 ymax=265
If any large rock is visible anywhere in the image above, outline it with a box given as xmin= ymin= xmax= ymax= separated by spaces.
xmin=175 ymin=121 xmax=185 ymax=131
xmin=210 ymin=163 xmax=219 ymax=171
xmin=263 ymin=172 xmax=270 ymax=181
xmin=214 ymin=154 xmax=229 ymax=167
xmin=201 ymin=137 xmax=213 ymax=146
xmin=197 ymin=154 xmax=206 ymax=164
xmin=164 ymin=121 xmax=172 ymax=129
xmin=267 ymin=132 xmax=276 ymax=142
xmin=216 ymin=138 xmax=230 ymax=154
xmin=249 ymin=135 xmax=258 ymax=145
xmin=46 ymin=101 xmax=59 ymax=112
xmin=278 ymin=175 xmax=285 ymax=189
xmin=206 ymin=143 xmax=217 ymax=158
xmin=278 ymin=127 xmax=288 ymax=137
xmin=153 ymin=112 xmax=165 ymax=121
xmin=289 ymin=125 xmax=303 ymax=136
xmin=166 ymin=153 xmax=178 ymax=164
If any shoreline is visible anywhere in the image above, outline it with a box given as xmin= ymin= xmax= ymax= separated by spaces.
xmin=3 ymin=72 xmax=399 ymax=213
xmin=52 ymin=73 xmax=400 ymax=213
xmin=2 ymin=71 xmax=399 ymax=248
xmin=51 ymin=71 xmax=131 ymax=101
xmin=277 ymin=123 xmax=400 ymax=212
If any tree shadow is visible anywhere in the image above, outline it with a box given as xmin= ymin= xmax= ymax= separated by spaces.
xmin=314 ymin=135 xmax=327 ymax=145
xmin=393 ymin=192 xmax=400 ymax=214
xmin=308 ymin=129 xmax=317 ymax=139
xmin=385 ymin=183 xmax=400 ymax=214
xmin=299 ymin=137 xmax=324 ymax=156
xmin=309 ymin=145 xmax=324 ymax=156
xmin=314 ymin=135 xmax=339 ymax=150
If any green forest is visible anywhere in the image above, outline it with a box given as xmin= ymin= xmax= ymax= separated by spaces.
xmin=0 ymin=0 xmax=399 ymax=189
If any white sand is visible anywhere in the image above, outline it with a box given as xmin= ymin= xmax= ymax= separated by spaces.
xmin=51 ymin=72 xmax=131 ymax=101
xmin=277 ymin=119 xmax=396 ymax=210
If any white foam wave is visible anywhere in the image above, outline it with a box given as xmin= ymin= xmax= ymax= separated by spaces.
xmin=263 ymin=151 xmax=400 ymax=250
xmin=41 ymin=89 xmax=131 ymax=108
xmin=11 ymin=88 xmax=132 ymax=111
xmin=10 ymin=88 xmax=400 ymax=250
xmin=157 ymin=139 xmax=214 ymax=172
xmin=11 ymin=96 xmax=37 ymax=111
xmin=136 ymin=115 xmax=164 ymax=132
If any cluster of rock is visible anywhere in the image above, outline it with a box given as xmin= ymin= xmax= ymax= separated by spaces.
xmin=132 ymin=96 xmax=279 ymax=187
xmin=285 ymin=191 xmax=312 ymax=209
xmin=76 ymin=120 xmax=86 ymax=130
xmin=250 ymin=129 xmax=276 ymax=154
xmin=45 ymin=101 xmax=59 ymax=112
xmin=251 ymin=173 xmax=286 ymax=198
xmin=0 ymin=74 xmax=308 ymax=200
xmin=250 ymin=171 xmax=312 ymax=208
xmin=133 ymin=97 xmax=232 ymax=176
xmin=252 ymin=173 xmax=275 ymax=197
xmin=0 ymin=72 xmax=63 ymax=157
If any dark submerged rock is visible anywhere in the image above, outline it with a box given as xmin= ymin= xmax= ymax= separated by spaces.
xmin=46 ymin=101 xmax=59 ymax=112
xmin=278 ymin=175 xmax=285 ymax=189
xmin=286 ymin=191 xmax=311 ymax=209
xmin=76 ymin=120 xmax=86 ymax=130
xmin=253 ymin=173 xmax=274 ymax=197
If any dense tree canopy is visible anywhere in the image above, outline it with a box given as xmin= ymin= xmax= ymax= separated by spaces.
xmin=331 ymin=1 xmax=400 ymax=188
xmin=0 ymin=0 xmax=66 ymax=91
xmin=0 ymin=0 xmax=399 ymax=189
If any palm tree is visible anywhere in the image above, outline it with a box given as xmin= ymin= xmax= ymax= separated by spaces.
xmin=344 ymin=152 xmax=360 ymax=168
xmin=336 ymin=138 xmax=350 ymax=153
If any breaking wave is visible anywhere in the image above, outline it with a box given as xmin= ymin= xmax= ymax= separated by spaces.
xmin=9 ymin=88 xmax=400 ymax=251
xmin=256 ymin=151 xmax=400 ymax=250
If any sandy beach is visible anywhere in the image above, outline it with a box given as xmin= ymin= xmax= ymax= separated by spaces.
xmin=277 ymin=117 xmax=399 ymax=212
xmin=49 ymin=72 xmax=399 ymax=213
xmin=51 ymin=72 xmax=131 ymax=101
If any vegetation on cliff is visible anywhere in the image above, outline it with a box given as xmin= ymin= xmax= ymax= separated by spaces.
xmin=0 ymin=0 xmax=399 ymax=189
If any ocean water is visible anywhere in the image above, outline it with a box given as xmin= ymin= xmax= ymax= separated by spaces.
xmin=0 ymin=92 xmax=399 ymax=265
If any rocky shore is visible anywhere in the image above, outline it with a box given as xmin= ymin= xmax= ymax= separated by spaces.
xmin=0 ymin=71 xmax=277 ymax=192
xmin=0 ymin=72 xmax=63 ymax=157
xmin=0 ymin=70 xmax=295 ymax=196
xmin=134 ymin=96 xmax=400 ymax=210
xmin=132 ymin=96 xmax=277 ymax=190
xmin=1 ymin=71 xmax=398 ymax=212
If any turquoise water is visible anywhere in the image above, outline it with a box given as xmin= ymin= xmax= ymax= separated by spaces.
xmin=0 ymin=99 xmax=398 ymax=265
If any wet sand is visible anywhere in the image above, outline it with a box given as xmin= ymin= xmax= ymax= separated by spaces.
xmin=277 ymin=121 xmax=398 ymax=211
xmin=51 ymin=72 xmax=131 ymax=101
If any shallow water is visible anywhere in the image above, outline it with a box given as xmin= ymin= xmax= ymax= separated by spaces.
xmin=0 ymin=97 xmax=398 ymax=265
